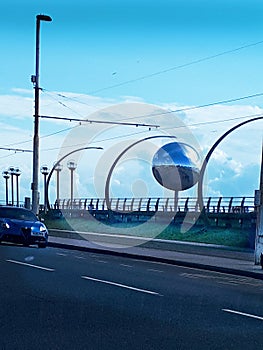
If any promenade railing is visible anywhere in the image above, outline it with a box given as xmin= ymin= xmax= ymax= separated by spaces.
xmin=53 ymin=196 xmax=255 ymax=214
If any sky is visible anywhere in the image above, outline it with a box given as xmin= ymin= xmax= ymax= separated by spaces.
xmin=0 ymin=0 xmax=263 ymax=206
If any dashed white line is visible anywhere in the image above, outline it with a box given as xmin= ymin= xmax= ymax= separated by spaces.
xmin=81 ymin=275 xmax=162 ymax=296
xmin=56 ymin=253 xmax=67 ymax=256
xmin=147 ymin=268 xmax=163 ymax=273
xmin=223 ymin=309 xmax=263 ymax=321
xmin=6 ymin=259 xmax=55 ymax=272
xmin=96 ymin=260 xmax=108 ymax=264
xmin=120 ymin=264 xmax=133 ymax=268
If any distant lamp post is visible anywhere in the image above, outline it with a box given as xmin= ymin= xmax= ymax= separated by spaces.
xmin=2 ymin=170 xmax=10 ymax=205
xmin=54 ymin=162 xmax=63 ymax=209
xmin=14 ymin=168 xmax=21 ymax=207
xmin=67 ymin=160 xmax=77 ymax=210
xmin=8 ymin=166 xmax=16 ymax=206
xmin=40 ymin=165 xmax=49 ymax=212
xmin=31 ymin=14 xmax=52 ymax=215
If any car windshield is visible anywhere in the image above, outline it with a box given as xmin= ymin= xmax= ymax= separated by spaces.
xmin=0 ymin=207 xmax=37 ymax=221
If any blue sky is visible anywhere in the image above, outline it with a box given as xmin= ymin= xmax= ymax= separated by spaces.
xmin=0 ymin=0 xmax=262 ymax=204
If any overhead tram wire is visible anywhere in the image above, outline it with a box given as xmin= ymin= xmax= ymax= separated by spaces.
xmin=85 ymin=40 xmax=263 ymax=96
xmin=38 ymin=39 xmax=263 ymax=133
xmin=3 ymin=93 xmax=263 ymax=152
xmin=7 ymin=40 xmax=261 ymax=151
xmin=41 ymin=129 xmax=149 ymax=152
xmin=40 ymin=39 xmax=263 ymax=111
xmin=160 ymin=113 xmax=263 ymax=131
xmin=41 ymin=89 xmax=98 ymax=117
xmin=0 ymin=152 xmax=18 ymax=160
xmin=40 ymin=90 xmax=263 ymax=125
xmin=95 ymin=92 xmax=263 ymax=123
xmin=40 ymin=112 xmax=263 ymax=153
xmin=1 ymin=124 xmax=80 ymax=150
xmin=41 ymin=89 xmax=102 ymax=110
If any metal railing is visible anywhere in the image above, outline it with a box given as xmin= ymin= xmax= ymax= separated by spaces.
xmin=53 ymin=196 xmax=255 ymax=214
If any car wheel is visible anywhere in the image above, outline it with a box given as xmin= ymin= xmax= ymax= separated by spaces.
xmin=38 ymin=242 xmax=47 ymax=248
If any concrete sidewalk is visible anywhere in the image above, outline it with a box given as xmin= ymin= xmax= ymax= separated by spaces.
xmin=48 ymin=235 xmax=263 ymax=280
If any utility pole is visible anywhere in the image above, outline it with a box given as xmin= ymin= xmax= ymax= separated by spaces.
xmin=254 ymin=143 xmax=263 ymax=265
xmin=31 ymin=14 xmax=52 ymax=214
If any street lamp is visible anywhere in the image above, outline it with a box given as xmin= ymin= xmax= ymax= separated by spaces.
xmin=2 ymin=170 xmax=10 ymax=205
xmin=8 ymin=166 xmax=16 ymax=206
xmin=67 ymin=160 xmax=77 ymax=210
xmin=54 ymin=162 xmax=63 ymax=209
xmin=40 ymin=165 xmax=49 ymax=212
xmin=14 ymin=167 xmax=21 ymax=207
xmin=31 ymin=14 xmax=52 ymax=214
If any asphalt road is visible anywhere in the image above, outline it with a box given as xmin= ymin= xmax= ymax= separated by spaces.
xmin=1 ymin=243 xmax=263 ymax=350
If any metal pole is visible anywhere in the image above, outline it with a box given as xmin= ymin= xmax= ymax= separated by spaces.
xmin=56 ymin=170 xmax=60 ymax=209
xmin=31 ymin=14 xmax=52 ymax=215
xmin=5 ymin=177 xmax=9 ymax=205
xmin=70 ymin=169 xmax=74 ymax=210
xmin=32 ymin=17 xmax=40 ymax=214
xmin=174 ymin=191 xmax=178 ymax=212
xmin=254 ymin=143 xmax=263 ymax=265
xmin=2 ymin=171 xmax=10 ymax=205
xmin=11 ymin=173 xmax=14 ymax=206
xmin=15 ymin=168 xmax=21 ymax=207
xmin=40 ymin=165 xmax=49 ymax=213
xmin=44 ymin=173 xmax=47 ymax=210
xmin=16 ymin=175 xmax=19 ymax=207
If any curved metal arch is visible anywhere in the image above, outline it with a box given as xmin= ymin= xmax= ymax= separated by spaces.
xmin=105 ymin=135 xmax=177 ymax=210
xmin=46 ymin=146 xmax=103 ymax=210
xmin=197 ymin=116 xmax=263 ymax=213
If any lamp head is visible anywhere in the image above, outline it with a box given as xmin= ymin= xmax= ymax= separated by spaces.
xmin=37 ymin=14 xmax=52 ymax=22
xmin=40 ymin=165 xmax=49 ymax=175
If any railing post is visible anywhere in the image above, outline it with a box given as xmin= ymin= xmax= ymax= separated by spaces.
xmin=228 ymin=197 xmax=233 ymax=213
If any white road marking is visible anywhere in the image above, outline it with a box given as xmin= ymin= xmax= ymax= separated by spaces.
xmin=74 ymin=256 xmax=86 ymax=260
xmin=56 ymin=253 xmax=67 ymax=256
xmin=96 ymin=260 xmax=108 ymax=264
xmin=90 ymin=254 xmax=100 ymax=258
xmin=147 ymin=269 xmax=163 ymax=273
xmin=223 ymin=309 xmax=263 ymax=321
xmin=81 ymin=275 xmax=162 ymax=296
xmin=120 ymin=264 xmax=133 ymax=268
xmin=218 ymin=281 xmax=241 ymax=286
xmin=24 ymin=256 xmax=35 ymax=262
xmin=6 ymin=259 xmax=55 ymax=272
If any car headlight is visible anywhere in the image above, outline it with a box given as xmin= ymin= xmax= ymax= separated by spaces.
xmin=39 ymin=225 xmax=47 ymax=233
xmin=31 ymin=225 xmax=47 ymax=234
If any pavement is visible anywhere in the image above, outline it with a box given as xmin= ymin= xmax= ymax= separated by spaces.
xmin=48 ymin=233 xmax=263 ymax=280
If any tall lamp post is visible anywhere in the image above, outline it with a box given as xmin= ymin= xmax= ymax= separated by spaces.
xmin=67 ymin=160 xmax=77 ymax=210
xmin=15 ymin=168 xmax=21 ymax=207
xmin=54 ymin=162 xmax=63 ymax=209
xmin=8 ymin=166 xmax=15 ymax=206
xmin=40 ymin=165 xmax=49 ymax=212
xmin=2 ymin=171 xmax=10 ymax=205
xmin=31 ymin=14 xmax=52 ymax=214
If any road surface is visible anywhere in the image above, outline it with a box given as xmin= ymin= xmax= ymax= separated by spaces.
xmin=1 ymin=243 xmax=263 ymax=349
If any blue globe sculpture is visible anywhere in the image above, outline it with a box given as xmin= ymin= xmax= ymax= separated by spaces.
xmin=152 ymin=142 xmax=200 ymax=191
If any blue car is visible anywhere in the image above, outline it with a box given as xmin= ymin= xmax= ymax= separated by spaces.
xmin=0 ymin=206 xmax=48 ymax=248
